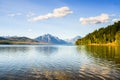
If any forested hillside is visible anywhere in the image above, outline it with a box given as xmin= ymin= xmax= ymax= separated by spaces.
xmin=76 ymin=21 xmax=120 ymax=45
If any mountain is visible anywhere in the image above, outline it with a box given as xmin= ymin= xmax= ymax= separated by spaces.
xmin=76 ymin=21 xmax=120 ymax=45
xmin=67 ymin=36 xmax=81 ymax=44
xmin=0 ymin=36 xmax=42 ymax=44
xmin=6 ymin=36 xmax=35 ymax=42
xmin=35 ymin=34 xmax=68 ymax=44
xmin=0 ymin=36 xmax=35 ymax=42
xmin=0 ymin=37 xmax=7 ymax=40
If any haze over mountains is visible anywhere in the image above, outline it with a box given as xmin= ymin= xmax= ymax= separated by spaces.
xmin=0 ymin=34 xmax=81 ymax=45
xmin=66 ymin=36 xmax=81 ymax=44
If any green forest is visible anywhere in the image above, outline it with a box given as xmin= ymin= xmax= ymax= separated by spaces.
xmin=76 ymin=21 xmax=120 ymax=45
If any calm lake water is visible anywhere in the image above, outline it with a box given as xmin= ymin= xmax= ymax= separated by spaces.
xmin=0 ymin=45 xmax=120 ymax=80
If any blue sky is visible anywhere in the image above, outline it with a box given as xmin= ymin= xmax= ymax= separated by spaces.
xmin=0 ymin=0 xmax=120 ymax=39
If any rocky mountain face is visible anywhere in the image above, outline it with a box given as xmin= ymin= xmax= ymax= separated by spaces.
xmin=35 ymin=34 xmax=68 ymax=44
xmin=0 ymin=34 xmax=80 ymax=45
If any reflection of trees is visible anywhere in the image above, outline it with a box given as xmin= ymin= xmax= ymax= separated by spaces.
xmin=77 ymin=45 xmax=120 ymax=64
xmin=77 ymin=46 xmax=120 ymax=80
xmin=0 ymin=47 xmax=30 ymax=53
xmin=35 ymin=46 xmax=58 ymax=56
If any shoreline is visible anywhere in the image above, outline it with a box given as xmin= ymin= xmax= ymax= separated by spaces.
xmin=0 ymin=41 xmax=48 ymax=45
xmin=87 ymin=43 xmax=120 ymax=46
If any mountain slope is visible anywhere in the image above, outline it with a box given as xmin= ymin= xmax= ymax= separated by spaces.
xmin=7 ymin=37 xmax=35 ymax=42
xmin=67 ymin=36 xmax=81 ymax=44
xmin=35 ymin=34 xmax=68 ymax=44
xmin=76 ymin=21 xmax=120 ymax=45
xmin=0 ymin=37 xmax=7 ymax=40
xmin=0 ymin=36 xmax=42 ymax=44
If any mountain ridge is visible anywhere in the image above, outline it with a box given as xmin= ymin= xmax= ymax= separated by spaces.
xmin=35 ymin=34 xmax=69 ymax=44
xmin=0 ymin=34 xmax=81 ymax=45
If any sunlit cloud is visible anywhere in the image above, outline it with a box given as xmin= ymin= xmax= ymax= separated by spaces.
xmin=29 ymin=6 xmax=73 ymax=22
xmin=112 ymin=18 xmax=120 ymax=22
xmin=80 ymin=13 xmax=110 ymax=25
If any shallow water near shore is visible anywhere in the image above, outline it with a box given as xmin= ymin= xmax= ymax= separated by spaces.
xmin=0 ymin=45 xmax=120 ymax=80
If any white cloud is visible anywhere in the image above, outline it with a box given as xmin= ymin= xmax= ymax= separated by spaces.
xmin=8 ymin=13 xmax=22 ymax=17
xmin=112 ymin=18 xmax=120 ymax=22
xmin=80 ymin=13 xmax=110 ymax=25
xmin=8 ymin=12 xmax=36 ymax=17
xmin=110 ymin=14 xmax=116 ymax=17
xmin=26 ymin=12 xmax=35 ymax=17
xmin=29 ymin=6 xmax=73 ymax=22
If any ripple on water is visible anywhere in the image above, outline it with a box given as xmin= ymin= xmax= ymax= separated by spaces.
xmin=0 ymin=45 xmax=120 ymax=80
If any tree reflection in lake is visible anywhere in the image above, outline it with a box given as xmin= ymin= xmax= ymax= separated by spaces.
xmin=0 ymin=45 xmax=30 ymax=53
xmin=35 ymin=45 xmax=58 ymax=56
xmin=79 ymin=46 xmax=120 ymax=64
xmin=77 ymin=45 xmax=120 ymax=80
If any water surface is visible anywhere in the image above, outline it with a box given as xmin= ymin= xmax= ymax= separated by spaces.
xmin=0 ymin=45 xmax=120 ymax=80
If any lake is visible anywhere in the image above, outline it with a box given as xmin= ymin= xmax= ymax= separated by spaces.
xmin=0 ymin=45 xmax=120 ymax=80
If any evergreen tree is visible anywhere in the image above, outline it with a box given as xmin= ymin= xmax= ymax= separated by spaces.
xmin=76 ymin=21 xmax=120 ymax=45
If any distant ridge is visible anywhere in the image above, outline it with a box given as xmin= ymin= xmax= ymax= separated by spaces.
xmin=35 ymin=34 xmax=68 ymax=44
xmin=0 ymin=34 xmax=80 ymax=45
xmin=0 ymin=36 xmax=46 ymax=44
xmin=66 ymin=36 xmax=81 ymax=44
xmin=0 ymin=37 xmax=7 ymax=40
xmin=6 ymin=37 xmax=35 ymax=42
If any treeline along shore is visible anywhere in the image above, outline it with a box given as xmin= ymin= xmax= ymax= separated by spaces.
xmin=76 ymin=21 xmax=120 ymax=46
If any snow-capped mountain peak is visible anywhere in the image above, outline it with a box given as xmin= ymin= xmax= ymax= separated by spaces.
xmin=35 ymin=34 xmax=68 ymax=44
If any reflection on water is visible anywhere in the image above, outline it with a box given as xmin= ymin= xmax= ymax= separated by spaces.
xmin=0 ymin=46 xmax=30 ymax=53
xmin=0 ymin=45 xmax=120 ymax=80
xmin=35 ymin=46 xmax=58 ymax=56
xmin=84 ymin=46 xmax=120 ymax=64
xmin=77 ymin=46 xmax=120 ymax=68
xmin=77 ymin=46 xmax=120 ymax=80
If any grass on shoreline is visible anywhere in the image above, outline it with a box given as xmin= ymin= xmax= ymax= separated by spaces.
xmin=87 ymin=43 xmax=120 ymax=46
